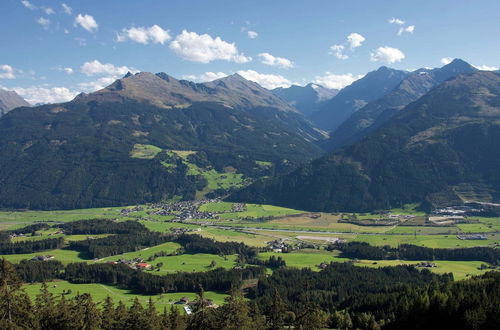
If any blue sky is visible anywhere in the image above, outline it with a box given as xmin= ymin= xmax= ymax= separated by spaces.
xmin=1 ymin=0 xmax=499 ymax=103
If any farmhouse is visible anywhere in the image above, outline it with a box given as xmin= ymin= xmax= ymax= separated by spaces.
xmin=136 ymin=263 xmax=152 ymax=270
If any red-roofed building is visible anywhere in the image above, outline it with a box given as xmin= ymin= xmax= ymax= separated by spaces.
xmin=136 ymin=263 xmax=152 ymax=270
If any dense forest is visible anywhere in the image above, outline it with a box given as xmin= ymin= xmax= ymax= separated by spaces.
xmin=1 ymin=258 xmax=499 ymax=329
xmin=335 ymin=242 xmax=500 ymax=264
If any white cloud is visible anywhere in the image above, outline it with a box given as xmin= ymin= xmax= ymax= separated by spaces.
xmin=398 ymin=25 xmax=415 ymax=36
xmin=62 ymin=3 xmax=72 ymax=15
xmin=78 ymin=76 xmax=118 ymax=92
xmin=43 ymin=7 xmax=54 ymax=15
xmin=21 ymin=0 xmax=36 ymax=10
xmin=473 ymin=64 xmax=499 ymax=71
xmin=182 ymin=72 xmax=228 ymax=82
xmin=13 ymin=86 xmax=78 ymax=104
xmin=347 ymin=33 xmax=365 ymax=49
xmin=388 ymin=17 xmax=405 ymax=25
xmin=74 ymin=14 xmax=98 ymax=33
xmin=169 ymin=30 xmax=251 ymax=63
xmin=313 ymin=72 xmax=364 ymax=90
xmin=37 ymin=17 xmax=50 ymax=29
xmin=236 ymin=70 xmax=292 ymax=89
xmin=0 ymin=65 xmax=15 ymax=79
xmin=329 ymin=44 xmax=348 ymax=60
xmin=80 ymin=60 xmax=136 ymax=76
xmin=370 ymin=46 xmax=405 ymax=64
xmin=63 ymin=67 xmax=73 ymax=74
xmin=441 ymin=57 xmax=453 ymax=65
xmin=258 ymin=53 xmax=293 ymax=69
xmin=247 ymin=30 xmax=258 ymax=39
xmin=117 ymin=25 xmax=171 ymax=44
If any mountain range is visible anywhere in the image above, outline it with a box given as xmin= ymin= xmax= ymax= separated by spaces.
xmin=0 ymin=88 xmax=29 ymax=117
xmin=323 ymin=59 xmax=478 ymax=151
xmin=271 ymin=83 xmax=338 ymax=116
xmin=229 ymin=71 xmax=500 ymax=212
xmin=308 ymin=66 xmax=410 ymax=131
xmin=0 ymin=72 xmax=324 ymax=209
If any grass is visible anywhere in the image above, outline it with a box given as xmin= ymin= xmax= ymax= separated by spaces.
xmin=457 ymin=223 xmax=496 ymax=233
xmin=219 ymin=203 xmax=304 ymax=220
xmin=260 ymin=250 xmax=491 ymax=280
xmin=130 ymin=144 xmax=162 ymax=159
xmin=199 ymin=202 xmax=235 ymax=213
xmin=99 ymin=242 xmax=182 ymax=263
xmin=137 ymin=253 xmax=238 ymax=274
xmin=0 ymin=207 xmax=123 ymax=231
xmin=199 ymin=228 xmax=270 ymax=247
xmin=2 ymin=248 xmax=87 ymax=264
xmin=387 ymin=226 xmax=460 ymax=235
xmin=23 ymin=281 xmax=228 ymax=309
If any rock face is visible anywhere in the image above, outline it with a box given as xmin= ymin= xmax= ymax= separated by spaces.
xmin=229 ymin=71 xmax=500 ymax=212
xmin=0 ymin=72 xmax=324 ymax=210
xmin=0 ymin=88 xmax=30 ymax=116
xmin=271 ymin=83 xmax=338 ymax=116
xmin=308 ymin=66 xmax=409 ymax=131
xmin=324 ymin=59 xmax=478 ymax=151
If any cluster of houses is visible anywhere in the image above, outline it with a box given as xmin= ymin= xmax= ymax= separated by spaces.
xmin=416 ymin=262 xmax=437 ymax=268
xmin=147 ymin=200 xmax=221 ymax=221
xmin=31 ymin=255 xmax=55 ymax=261
xmin=231 ymin=203 xmax=246 ymax=212
xmin=457 ymin=234 xmax=487 ymax=240
xmin=169 ymin=227 xmax=200 ymax=235
xmin=120 ymin=205 xmax=144 ymax=216
xmin=267 ymin=239 xmax=288 ymax=253
xmin=174 ymin=296 xmax=218 ymax=313
xmin=106 ymin=257 xmax=152 ymax=270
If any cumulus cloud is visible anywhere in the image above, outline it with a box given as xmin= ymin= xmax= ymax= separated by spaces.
xmin=0 ymin=65 xmax=16 ymax=79
xmin=43 ymin=7 xmax=54 ymax=15
xmin=329 ymin=45 xmax=348 ymax=60
xmin=182 ymin=72 xmax=228 ymax=82
xmin=247 ymin=30 xmax=258 ymax=39
xmin=21 ymin=0 xmax=36 ymax=10
xmin=74 ymin=14 xmax=98 ymax=33
xmin=13 ymin=86 xmax=79 ymax=104
xmin=80 ymin=60 xmax=136 ymax=76
xmin=236 ymin=70 xmax=291 ymax=89
xmin=370 ymin=46 xmax=405 ymax=64
xmin=347 ymin=33 xmax=365 ymax=49
xmin=169 ymin=30 xmax=251 ymax=63
xmin=62 ymin=3 xmax=72 ymax=15
xmin=117 ymin=25 xmax=171 ymax=44
xmin=388 ymin=17 xmax=405 ymax=25
xmin=329 ymin=33 xmax=365 ymax=59
xmin=78 ymin=77 xmax=118 ymax=92
xmin=258 ymin=53 xmax=293 ymax=69
xmin=398 ymin=25 xmax=415 ymax=36
xmin=37 ymin=17 xmax=50 ymax=29
xmin=313 ymin=72 xmax=364 ymax=90
xmin=473 ymin=64 xmax=499 ymax=71
xmin=441 ymin=57 xmax=453 ymax=65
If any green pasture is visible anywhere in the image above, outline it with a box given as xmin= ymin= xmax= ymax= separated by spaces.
xmin=23 ymin=281 xmax=228 ymax=309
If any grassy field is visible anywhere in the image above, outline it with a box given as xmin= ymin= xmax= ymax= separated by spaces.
xmin=260 ymin=250 xmax=490 ymax=280
xmin=129 ymin=144 xmax=162 ymax=159
xmin=0 ymin=207 xmax=124 ymax=230
xmin=137 ymin=253 xmax=238 ymax=274
xmin=199 ymin=228 xmax=270 ymax=247
xmin=23 ymin=281 xmax=228 ymax=309
xmin=199 ymin=202 xmax=235 ymax=213
xmin=457 ymin=223 xmax=497 ymax=233
xmin=218 ymin=204 xmax=304 ymax=220
xmin=99 ymin=242 xmax=182 ymax=263
xmin=2 ymin=248 xmax=87 ymax=264
xmin=387 ymin=226 xmax=460 ymax=235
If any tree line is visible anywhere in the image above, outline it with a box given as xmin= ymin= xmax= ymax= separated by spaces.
xmin=334 ymin=242 xmax=500 ymax=264
xmin=0 ymin=237 xmax=64 ymax=255
xmin=1 ymin=258 xmax=499 ymax=329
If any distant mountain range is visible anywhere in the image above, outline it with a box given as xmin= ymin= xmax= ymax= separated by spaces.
xmin=308 ymin=66 xmax=409 ymax=131
xmin=323 ymin=59 xmax=478 ymax=151
xmin=0 ymin=88 xmax=29 ymax=116
xmin=0 ymin=73 xmax=324 ymax=210
xmin=229 ymin=71 xmax=500 ymax=212
xmin=271 ymin=83 xmax=338 ymax=116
